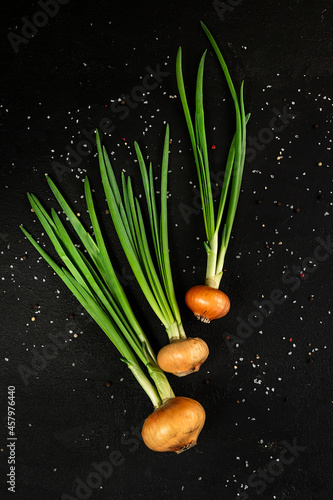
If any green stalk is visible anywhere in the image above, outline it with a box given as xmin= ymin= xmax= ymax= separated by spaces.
xmin=21 ymin=180 xmax=176 ymax=408
xmin=176 ymin=23 xmax=250 ymax=290
xmin=176 ymin=49 xmax=213 ymax=241
xmin=46 ymin=175 xmax=157 ymax=364
xmin=97 ymin=125 xmax=186 ymax=342
xmin=135 ymin=125 xmax=186 ymax=340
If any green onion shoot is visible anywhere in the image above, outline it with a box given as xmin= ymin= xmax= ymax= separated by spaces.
xmin=176 ymin=22 xmax=250 ymax=323
xmin=20 ymin=176 xmax=205 ymax=453
xmin=96 ymin=124 xmax=209 ymax=376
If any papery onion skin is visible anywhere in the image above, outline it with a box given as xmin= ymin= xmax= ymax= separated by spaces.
xmin=185 ymin=284 xmax=230 ymax=322
xmin=141 ymin=396 xmax=206 ymax=453
xmin=157 ymin=337 xmax=209 ymax=377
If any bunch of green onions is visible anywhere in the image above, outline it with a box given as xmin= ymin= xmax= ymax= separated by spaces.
xmin=97 ymin=124 xmax=209 ymax=376
xmin=20 ymin=176 xmax=205 ymax=453
xmin=176 ymin=22 xmax=250 ymax=323
xmin=20 ymin=22 xmax=249 ymax=454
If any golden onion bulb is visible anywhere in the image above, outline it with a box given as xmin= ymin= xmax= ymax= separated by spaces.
xmin=185 ymin=284 xmax=230 ymax=322
xmin=157 ymin=337 xmax=209 ymax=377
xmin=141 ymin=396 xmax=206 ymax=453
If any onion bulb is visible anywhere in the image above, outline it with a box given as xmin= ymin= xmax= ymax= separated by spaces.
xmin=157 ymin=337 xmax=209 ymax=377
xmin=141 ymin=396 xmax=206 ymax=453
xmin=185 ymin=284 xmax=230 ymax=323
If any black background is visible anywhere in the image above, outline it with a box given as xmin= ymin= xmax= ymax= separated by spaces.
xmin=1 ymin=1 xmax=333 ymax=499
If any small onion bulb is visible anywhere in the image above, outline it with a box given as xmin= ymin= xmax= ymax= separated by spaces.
xmin=185 ymin=284 xmax=230 ymax=322
xmin=141 ymin=396 xmax=206 ymax=453
xmin=157 ymin=337 xmax=209 ymax=377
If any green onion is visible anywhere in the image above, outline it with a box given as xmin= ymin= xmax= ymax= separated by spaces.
xmin=21 ymin=173 xmax=206 ymax=453
xmin=97 ymin=124 xmax=209 ymax=375
xmin=20 ymin=176 xmax=174 ymax=408
xmin=176 ymin=22 xmax=250 ymax=323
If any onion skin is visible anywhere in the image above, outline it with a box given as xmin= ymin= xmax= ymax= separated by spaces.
xmin=141 ymin=396 xmax=206 ymax=453
xmin=157 ymin=337 xmax=209 ymax=377
xmin=185 ymin=285 xmax=230 ymax=322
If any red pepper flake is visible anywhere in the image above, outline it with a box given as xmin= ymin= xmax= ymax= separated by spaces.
xmin=225 ymin=335 xmax=230 ymax=340
xmin=289 ymin=337 xmax=293 ymax=342
xmin=122 ymin=138 xmax=126 ymax=141
xmin=300 ymin=273 xmax=305 ymax=278
xmin=211 ymin=144 xmax=216 ymax=150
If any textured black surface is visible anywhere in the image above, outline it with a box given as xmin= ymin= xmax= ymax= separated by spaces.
xmin=1 ymin=1 xmax=333 ymax=499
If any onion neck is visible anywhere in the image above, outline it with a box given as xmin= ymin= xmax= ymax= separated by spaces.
xmin=205 ymin=275 xmax=221 ymax=288
xmin=126 ymin=359 xmax=175 ymax=409
xmin=205 ymin=231 xmax=222 ymax=289
xmin=165 ymin=321 xmax=187 ymax=341
xmin=133 ymin=324 xmax=158 ymax=364
xmin=147 ymin=363 xmax=175 ymax=406
xmin=126 ymin=360 xmax=163 ymax=408
xmin=177 ymin=322 xmax=187 ymax=340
